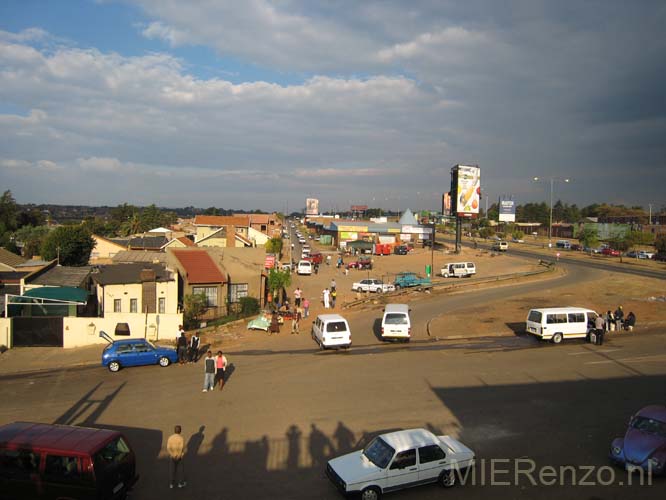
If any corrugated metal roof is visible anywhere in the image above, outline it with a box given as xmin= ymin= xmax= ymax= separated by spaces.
xmin=93 ymin=263 xmax=172 ymax=285
xmin=173 ymin=249 xmax=226 ymax=284
xmin=0 ymin=248 xmax=26 ymax=269
xmin=30 ymin=266 xmax=92 ymax=287
xmin=112 ymin=251 xmax=168 ymax=263
xmin=194 ymin=215 xmax=249 ymax=227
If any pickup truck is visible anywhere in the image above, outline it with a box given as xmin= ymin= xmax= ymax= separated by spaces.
xmin=352 ymin=279 xmax=395 ymax=293
xmin=304 ymin=252 xmax=323 ymax=264
xmin=393 ymin=272 xmax=432 ymax=290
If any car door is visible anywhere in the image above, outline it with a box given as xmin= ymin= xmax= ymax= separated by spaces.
xmin=115 ymin=344 xmax=138 ymax=366
xmin=132 ymin=342 xmax=157 ymax=366
xmin=386 ymin=449 xmax=418 ymax=490
xmin=418 ymin=444 xmax=447 ymax=482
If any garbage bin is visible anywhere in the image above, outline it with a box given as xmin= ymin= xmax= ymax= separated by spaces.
xmin=425 ymin=264 xmax=432 ymax=278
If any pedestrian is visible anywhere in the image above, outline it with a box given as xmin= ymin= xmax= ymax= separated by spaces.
xmin=202 ymin=351 xmax=216 ymax=392
xmin=330 ymin=279 xmax=336 ymax=292
xmin=314 ymin=263 xmax=319 ymax=274
xmin=291 ymin=311 xmax=301 ymax=334
xmin=302 ymin=297 xmax=310 ymax=318
xmin=624 ymin=312 xmax=636 ymax=331
xmin=167 ymin=425 xmax=187 ymax=489
xmin=330 ymin=288 xmax=337 ymax=309
xmin=605 ymin=310 xmax=614 ymax=332
xmin=326 ymin=255 xmax=331 ymax=266
xmin=294 ymin=287 xmax=302 ymax=308
xmin=269 ymin=311 xmax=280 ymax=335
xmin=614 ymin=306 xmax=624 ymax=331
xmin=215 ymin=350 xmax=228 ymax=390
xmin=176 ymin=327 xmax=188 ymax=365
xmin=322 ymin=288 xmax=330 ymax=309
xmin=188 ymin=331 xmax=200 ymax=363
xmin=594 ymin=314 xmax=605 ymax=345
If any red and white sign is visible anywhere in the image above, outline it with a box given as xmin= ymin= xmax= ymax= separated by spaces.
xmin=264 ymin=255 xmax=276 ymax=269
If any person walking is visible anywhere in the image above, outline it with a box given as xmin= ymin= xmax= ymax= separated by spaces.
xmin=176 ymin=328 xmax=188 ymax=365
xmin=215 ymin=351 xmax=228 ymax=390
xmin=594 ymin=314 xmax=606 ymax=345
xmin=167 ymin=425 xmax=186 ymax=489
xmin=269 ymin=311 xmax=280 ymax=335
xmin=294 ymin=287 xmax=302 ymax=308
xmin=291 ymin=311 xmax=301 ymax=334
xmin=605 ymin=310 xmax=614 ymax=332
xmin=202 ymin=351 xmax=216 ymax=392
xmin=614 ymin=306 xmax=624 ymax=331
xmin=302 ymin=297 xmax=310 ymax=318
xmin=322 ymin=288 xmax=330 ymax=309
xmin=330 ymin=288 xmax=337 ymax=309
xmin=330 ymin=279 xmax=336 ymax=292
xmin=188 ymin=331 xmax=200 ymax=363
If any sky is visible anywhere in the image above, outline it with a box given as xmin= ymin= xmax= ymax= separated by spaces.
xmin=1 ymin=0 xmax=665 ymax=213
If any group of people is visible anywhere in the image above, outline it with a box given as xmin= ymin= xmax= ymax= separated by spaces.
xmin=322 ymin=279 xmax=337 ymax=309
xmin=202 ymin=350 xmax=228 ymax=392
xmin=269 ymin=287 xmax=309 ymax=335
xmin=592 ymin=306 xmax=637 ymax=345
xmin=176 ymin=326 xmax=201 ymax=364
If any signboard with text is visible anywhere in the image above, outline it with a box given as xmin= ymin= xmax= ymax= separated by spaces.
xmin=499 ymin=197 xmax=516 ymax=222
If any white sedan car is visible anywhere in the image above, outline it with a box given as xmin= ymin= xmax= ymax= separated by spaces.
xmin=326 ymin=428 xmax=474 ymax=499
xmin=352 ymin=279 xmax=395 ymax=293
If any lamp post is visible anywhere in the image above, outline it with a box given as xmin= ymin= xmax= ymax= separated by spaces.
xmin=533 ymin=176 xmax=570 ymax=243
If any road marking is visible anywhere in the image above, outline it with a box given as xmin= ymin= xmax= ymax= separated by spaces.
xmin=585 ymin=354 xmax=666 ymax=365
xmin=569 ymin=349 xmax=619 ymax=356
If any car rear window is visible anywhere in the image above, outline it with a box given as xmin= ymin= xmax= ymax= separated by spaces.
xmin=93 ymin=437 xmax=130 ymax=475
xmin=0 ymin=449 xmax=41 ymax=479
xmin=385 ymin=313 xmax=408 ymax=325
xmin=326 ymin=321 xmax=348 ymax=333
xmin=527 ymin=311 xmax=542 ymax=323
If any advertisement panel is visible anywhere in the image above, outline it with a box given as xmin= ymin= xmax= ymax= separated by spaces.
xmin=305 ymin=198 xmax=319 ymax=216
xmin=339 ymin=231 xmax=358 ymax=241
xmin=499 ymin=197 xmax=516 ymax=222
xmin=454 ymin=165 xmax=481 ymax=216
xmin=442 ymin=192 xmax=451 ymax=216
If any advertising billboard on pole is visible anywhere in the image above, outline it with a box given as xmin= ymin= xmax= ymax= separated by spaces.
xmin=451 ymin=165 xmax=480 ymax=217
xmin=499 ymin=197 xmax=516 ymax=222
xmin=305 ymin=198 xmax=319 ymax=216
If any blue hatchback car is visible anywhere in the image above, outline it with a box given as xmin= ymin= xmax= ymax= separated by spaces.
xmin=101 ymin=336 xmax=178 ymax=373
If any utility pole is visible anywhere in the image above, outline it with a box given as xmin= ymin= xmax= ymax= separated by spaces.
xmin=649 ymin=204 xmax=653 ymax=225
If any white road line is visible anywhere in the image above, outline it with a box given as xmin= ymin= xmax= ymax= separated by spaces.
xmin=585 ymin=354 xmax=666 ymax=365
xmin=569 ymin=349 xmax=620 ymax=356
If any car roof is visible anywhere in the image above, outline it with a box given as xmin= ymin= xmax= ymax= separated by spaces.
xmin=380 ymin=428 xmax=438 ymax=451
xmin=529 ymin=307 xmax=596 ymax=314
xmin=316 ymin=314 xmax=347 ymax=322
xmin=636 ymin=405 xmax=666 ymax=421
xmin=0 ymin=422 xmax=120 ymax=456
xmin=114 ymin=338 xmax=149 ymax=345
xmin=384 ymin=304 xmax=409 ymax=314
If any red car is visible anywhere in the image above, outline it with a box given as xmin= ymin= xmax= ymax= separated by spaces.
xmin=601 ymin=247 xmax=621 ymax=256
xmin=347 ymin=258 xmax=372 ymax=270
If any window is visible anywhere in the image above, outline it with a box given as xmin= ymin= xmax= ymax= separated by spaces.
xmin=385 ymin=314 xmax=408 ymax=325
xmin=44 ymin=454 xmax=81 ymax=483
xmin=130 ymin=299 xmax=138 ymax=313
xmin=229 ymin=283 xmax=248 ymax=303
xmin=158 ymin=297 xmax=166 ymax=314
xmin=192 ymin=286 xmax=218 ymax=307
xmin=116 ymin=344 xmax=133 ymax=354
xmin=568 ymin=313 xmax=585 ymax=323
xmin=528 ymin=311 xmax=542 ymax=323
xmin=113 ymin=299 xmax=121 ymax=313
xmin=0 ymin=449 xmax=40 ymax=479
xmin=133 ymin=343 xmax=151 ymax=353
xmin=94 ymin=437 xmax=130 ymax=475
xmin=326 ymin=321 xmax=347 ymax=333
xmin=546 ymin=313 xmax=567 ymax=324
xmin=419 ymin=445 xmax=446 ymax=464
xmin=390 ymin=449 xmax=416 ymax=469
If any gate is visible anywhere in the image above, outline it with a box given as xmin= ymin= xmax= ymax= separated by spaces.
xmin=12 ymin=317 xmax=64 ymax=347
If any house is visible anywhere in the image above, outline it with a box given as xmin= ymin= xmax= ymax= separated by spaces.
xmin=0 ymin=247 xmax=26 ymax=272
xmin=90 ymin=235 xmax=127 ymax=264
xmin=162 ymin=235 xmax=196 ymax=250
xmin=242 ymin=213 xmax=282 ymax=239
xmin=108 ymin=235 xmax=168 ymax=251
xmin=112 ymin=250 xmax=168 ymax=264
xmin=170 ymin=248 xmax=227 ymax=320
xmin=194 ymin=215 xmax=267 ymax=247
xmin=205 ymin=247 xmax=268 ymax=309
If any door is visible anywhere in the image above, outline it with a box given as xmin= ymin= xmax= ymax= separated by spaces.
xmin=386 ymin=449 xmax=418 ymax=490
xmin=132 ymin=342 xmax=158 ymax=366
xmin=115 ymin=344 xmax=138 ymax=366
xmin=0 ymin=448 xmax=41 ymax=499
xmin=42 ymin=454 xmax=93 ymax=500
xmin=418 ymin=444 xmax=447 ymax=482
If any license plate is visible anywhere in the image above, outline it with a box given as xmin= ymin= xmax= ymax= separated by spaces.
xmin=113 ymin=482 xmax=124 ymax=494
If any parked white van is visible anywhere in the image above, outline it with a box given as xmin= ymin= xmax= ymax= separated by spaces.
xmin=311 ymin=314 xmax=352 ymax=349
xmin=441 ymin=262 xmax=476 ymax=278
xmin=297 ymin=260 xmax=312 ymax=275
xmin=381 ymin=304 xmax=411 ymax=341
xmin=492 ymin=241 xmax=509 ymax=252
xmin=526 ymin=307 xmax=598 ymax=344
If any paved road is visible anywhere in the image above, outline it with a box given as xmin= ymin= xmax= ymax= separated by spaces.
xmin=1 ymin=319 xmax=664 ymax=499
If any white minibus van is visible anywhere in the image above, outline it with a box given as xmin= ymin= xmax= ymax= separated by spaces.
xmin=297 ymin=260 xmax=312 ymax=275
xmin=441 ymin=262 xmax=476 ymax=278
xmin=526 ymin=307 xmax=598 ymax=344
xmin=311 ymin=314 xmax=352 ymax=349
xmin=381 ymin=304 xmax=411 ymax=341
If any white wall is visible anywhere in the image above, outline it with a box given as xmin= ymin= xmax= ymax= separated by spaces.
xmin=0 ymin=318 xmax=10 ymax=348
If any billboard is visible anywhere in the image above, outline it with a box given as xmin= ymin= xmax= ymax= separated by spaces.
xmin=499 ymin=197 xmax=516 ymax=222
xmin=451 ymin=165 xmax=480 ymax=217
xmin=442 ymin=192 xmax=451 ymax=216
xmin=305 ymin=198 xmax=319 ymax=216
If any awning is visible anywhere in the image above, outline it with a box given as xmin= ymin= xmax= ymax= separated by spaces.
xmin=346 ymin=240 xmax=374 ymax=249
xmin=23 ymin=287 xmax=88 ymax=304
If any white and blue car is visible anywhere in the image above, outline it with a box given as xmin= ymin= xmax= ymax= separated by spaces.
xmin=326 ymin=428 xmax=474 ymax=499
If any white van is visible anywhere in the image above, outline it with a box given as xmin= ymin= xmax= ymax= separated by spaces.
xmin=526 ymin=307 xmax=598 ymax=344
xmin=381 ymin=304 xmax=411 ymax=341
xmin=297 ymin=260 xmax=312 ymax=275
xmin=492 ymin=241 xmax=508 ymax=251
xmin=311 ymin=314 xmax=352 ymax=349
xmin=441 ymin=262 xmax=476 ymax=278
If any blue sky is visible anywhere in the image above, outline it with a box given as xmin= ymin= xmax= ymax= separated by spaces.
xmin=1 ymin=1 xmax=665 ymax=211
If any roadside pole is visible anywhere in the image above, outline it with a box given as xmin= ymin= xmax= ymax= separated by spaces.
xmin=455 ymin=216 xmax=462 ymax=253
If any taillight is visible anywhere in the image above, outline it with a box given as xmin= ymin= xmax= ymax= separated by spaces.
xmin=381 ymin=327 xmax=384 ymax=334
xmin=408 ymin=328 xmax=411 ymax=335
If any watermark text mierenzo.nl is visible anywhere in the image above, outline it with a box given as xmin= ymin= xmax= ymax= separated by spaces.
xmin=451 ymin=459 xmax=655 ymax=487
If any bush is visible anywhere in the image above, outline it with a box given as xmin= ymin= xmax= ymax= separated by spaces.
xmin=239 ymin=297 xmax=260 ymax=316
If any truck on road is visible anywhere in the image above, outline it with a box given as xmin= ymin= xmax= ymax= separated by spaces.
xmin=393 ymin=272 xmax=432 ymax=290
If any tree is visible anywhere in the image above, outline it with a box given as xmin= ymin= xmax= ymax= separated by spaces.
xmin=41 ymin=225 xmax=95 ymax=266
xmin=183 ymin=293 xmax=208 ymax=329
xmin=13 ymin=225 xmax=50 ymax=258
xmin=267 ymin=268 xmax=292 ymax=305
xmin=656 ymin=234 xmax=666 ymax=253
xmin=0 ymin=190 xmax=19 ymax=232
xmin=577 ymin=227 xmax=599 ymax=252
xmin=265 ymin=237 xmax=283 ymax=257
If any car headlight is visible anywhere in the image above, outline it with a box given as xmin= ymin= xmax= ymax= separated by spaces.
xmin=612 ymin=446 xmax=621 ymax=455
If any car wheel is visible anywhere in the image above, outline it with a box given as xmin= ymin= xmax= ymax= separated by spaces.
xmin=552 ymin=332 xmax=563 ymax=344
xmin=108 ymin=361 xmax=121 ymax=373
xmin=377 ymin=288 xmax=383 ymax=293
xmin=395 ymin=284 xmax=401 ymax=290
xmin=360 ymin=486 xmax=381 ymax=500
xmin=356 ymin=287 xmax=364 ymax=293
xmin=439 ymin=469 xmax=456 ymax=488
xmin=158 ymin=356 xmax=170 ymax=367
xmin=443 ymin=273 xmax=449 ymax=278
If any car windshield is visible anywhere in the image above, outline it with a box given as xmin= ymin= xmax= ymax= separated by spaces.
xmin=385 ymin=314 xmax=408 ymax=325
xmin=363 ymin=437 xmax=394 ymax=469
xmin=631 ymin=416 xmax=666 ymax=437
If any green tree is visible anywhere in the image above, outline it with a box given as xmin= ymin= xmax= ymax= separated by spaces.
xmin=267 ymin=268 xmax=292 ymax=304
xmin=41 ymin=225 xmax=95 ymax=266
xmin=0 ymin=190 xmax=19 ymax=233
xmin=13 ymin=225 xmax=50 ymax=258
xmin=265 ymin=237 xmax=283 ymax=257
xmin=183 ymin=293 xmax=208 ymax=329
xmin=577 ymin=227 xmax=599 ymax=252
xmin=655 ymin=234 xmax=666 ymax=253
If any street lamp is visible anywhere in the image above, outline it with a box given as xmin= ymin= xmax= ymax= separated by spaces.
xmin=533 ymin=176 xmax=571 ymax=243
